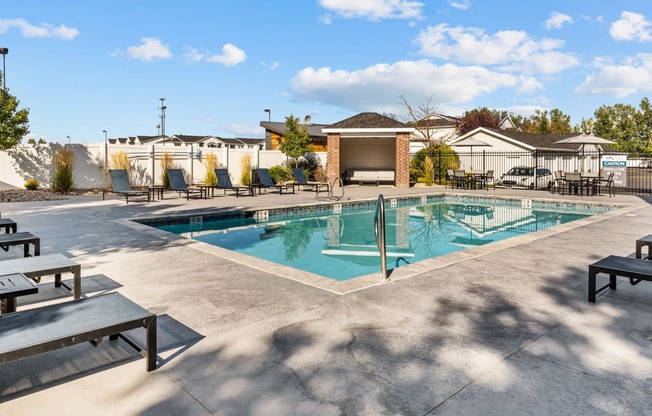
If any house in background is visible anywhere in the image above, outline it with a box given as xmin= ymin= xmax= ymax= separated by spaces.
xmin=260 ymin=121 xmax=328 ymax=151
xmin=408 ymin=113 xmax=460 ymax=152
xmin=108 ymin=134 xmax=264 ymax=149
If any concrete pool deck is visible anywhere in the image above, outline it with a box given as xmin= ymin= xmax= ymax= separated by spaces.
xmin=1 ymin=185 xmax=652 ymax=415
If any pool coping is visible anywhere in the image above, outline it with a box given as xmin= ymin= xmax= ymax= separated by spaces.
xmin=122 ymin=192 xmax=637 ymax=294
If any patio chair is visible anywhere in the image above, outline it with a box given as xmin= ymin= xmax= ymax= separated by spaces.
xmin=453 ymin=170 xmax=469 ymax=189
xmin=253 ymin=168 xmax=295 ymax=195
xmin=551 ymin=171 xmax=566 ymax=194
xmin=562 ymin=172 xmax=586 ymax=196
xmin=596 ymin=172 xmax=615 ymax=197
xmin=445 ymin=169 xmax=456 ymax=189
xmin=167 ymin=169 xmax=205 ymax=200
xmin=214 ymin=169 xmax=251 ymax=197
xmin=291 ymin=168 xmax=329 ymax=193
xmin=108 ymin=169 xmax=150 ymax=204
xmin=475 ymin=170 xmax=494 ymax=190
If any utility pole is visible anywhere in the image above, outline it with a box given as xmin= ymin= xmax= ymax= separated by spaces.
xmin=159 ymin=98 xmax=167 ymax=145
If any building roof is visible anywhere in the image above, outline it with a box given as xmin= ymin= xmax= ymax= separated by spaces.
xmin=326 ymin=112 xmax=411 ymax=129
xmin=409 ymin=114 xmax=460 ymax=129
xmin=259 ymin=121 xmax=327 ymax=138
xmin=457 ymin=127 xmax=616 ymax=151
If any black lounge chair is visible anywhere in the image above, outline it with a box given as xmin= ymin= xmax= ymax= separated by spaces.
xmin=109 ymin=169 xmax=150 ymax=204
xmin=588 ymin=255 xmax=652 ymax=302
xmin=291 ymin=168 xmax=329 ymax=193
xmin=214 ymin=168 xmax=251 ymax=197
xmin=253 ymin=168 xmax=295 ymax=195
xmin=167 ymin=169 xmax=205 ymax=200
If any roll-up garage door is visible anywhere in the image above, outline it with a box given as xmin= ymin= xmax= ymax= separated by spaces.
xmin=340 ymin=137 xmax=395 ymax=174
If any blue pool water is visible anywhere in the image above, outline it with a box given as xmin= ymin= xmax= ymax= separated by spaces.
xmin=155 ymin=198 xmax=605 ymax=281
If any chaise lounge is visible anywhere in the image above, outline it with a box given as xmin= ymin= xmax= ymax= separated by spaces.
xmin=253 ymin=168 xmax=295 ymax=195
xmin=167 ymin=169 xmax=206 ymax=200
xmin=588 ymin=255 xmax=652 ymax=302
xmin=214 ymin=169 xmax=251 ymax=197
xmin=108 ymin=169 xmax=150 ymax=204
xmin=291 ymin=168 xmax=329 ymax=193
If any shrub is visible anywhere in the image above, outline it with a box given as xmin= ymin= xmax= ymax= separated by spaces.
xmin=160 ymin=152 xmax=175 ymax=188
xmin=269 ymin=165 xmax=293 ymax=183
xmin=203 ymin=152 xmax=218 ymax=185
xmin=423 ymin=156 xmax=434 ymax=186
xmin=38 ymin=138 xmax=46 ymax=145
xmin=110 ymin=151 xmax=130 ymax=171
xmin=240 ymin=154 xmax=252 ymax=185
xmin=24 ymin=178 xmax=39 ymax=190
xmin=52 ymin=147 xmax=75 ymax=192
xmin=313 ymin=165 xmax=327 ymax=183
xmin=411 ymin=146 xmax=460 ymax=184
xmin=27 ymin=138 xmax=36 ymax=145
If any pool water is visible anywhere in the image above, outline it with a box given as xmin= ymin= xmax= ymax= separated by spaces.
xmin=156 ymin=200 xmax=598 ymax=281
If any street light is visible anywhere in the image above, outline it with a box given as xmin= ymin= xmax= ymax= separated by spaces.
xmin=0 ymin=47 xmax=7 ymax=90
xmin=67 ymin=135 xmax=70 ymax=145
xmin=103 ymin=130 xmax=108 ymax=191
xmin=159 ymin=98 xmax=167 ymax=145
xmin=264 ymin=108 xmax=271 ymax=122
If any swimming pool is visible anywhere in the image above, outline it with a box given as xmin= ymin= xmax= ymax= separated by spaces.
xmin=153 ymin=196 xmax=612 ymax=281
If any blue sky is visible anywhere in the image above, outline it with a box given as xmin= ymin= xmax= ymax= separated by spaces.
xmin=1 ymin=0 xmax=651 ymax=143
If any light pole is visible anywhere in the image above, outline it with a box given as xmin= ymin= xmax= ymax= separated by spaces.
xmin=159 ymin=98 xmax=167 ymax=145
xmin=0 ymin=47 xmax=7 ymax=90
xmin=264 ymin=108 xmax=271 ymax=122
xmin=67 ymin=135 xmax=70 ymax=145
xmin=103 ymin=130 xmax=108 ymax=190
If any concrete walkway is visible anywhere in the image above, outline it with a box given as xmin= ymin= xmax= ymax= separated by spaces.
xmin=1 ymin=186 xmax=652 ymax=415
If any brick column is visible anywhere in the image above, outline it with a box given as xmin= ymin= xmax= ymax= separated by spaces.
xmin=327 ymin=133 xmax=341 ymax=186
xmin=395 ymin=132 xmax=410 ymax=188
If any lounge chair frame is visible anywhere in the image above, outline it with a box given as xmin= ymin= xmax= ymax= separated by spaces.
xmin=253 ymin=168 xmax=295 ymax=195
xmin=291 ymin=168 xmax=329 ymax=193
xmin=214 ymin=169 xmax=251 ymax=197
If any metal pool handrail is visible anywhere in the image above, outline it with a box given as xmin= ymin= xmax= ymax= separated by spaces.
xmin=317 ymin=177 xmax=345 ymax=200
xmin=374 ymin=194 xmax=388 ymax=281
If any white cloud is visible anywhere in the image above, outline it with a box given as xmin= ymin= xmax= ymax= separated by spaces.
xmin=449 ymin=1 xmax=470 ymax=11
xmin=318 ymin=0 xmax=424 ymax=21
xmin=415 ymin=23 xmax=579 ymax=74
xmin=319 ymin=14 xmax=333 ymax=25
xmin=290 ymin=60 xmax=523 ymax=114
xmin=206 ymin=44 xmax=247 ymax=66
xmin=0 ymin=18 xmax=79 ymax=39
xmin=545 ymin=12 xmax=573 ymax=30
xmin=268 ymin=61 xmax=281 ymax=71
xmin=575 ymin=53 xmax=652 ymax=98
xmin=225 ymin=124 xmax=264 ymax=137
xmin=610 ymin=11 xmax=652 ymax=42
xmin=183 ymin=47 xmax=205 ymax=63
xmin=125 ymin=37 xmax=172 ymax=61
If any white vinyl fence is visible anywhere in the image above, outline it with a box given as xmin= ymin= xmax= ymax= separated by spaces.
xmin=0 ymin=143 xmax=327 ymax=190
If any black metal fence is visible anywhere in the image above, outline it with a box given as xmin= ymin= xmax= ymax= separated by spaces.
xmin=411 ymin=149 xmax=652 ymax=195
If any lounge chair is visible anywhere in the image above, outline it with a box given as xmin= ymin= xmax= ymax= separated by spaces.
xmin=253 ymin=168 xmax=295 ymax=195
xmin=291 ymin=168 xmax=329 ymax=193
xmin=167 ymin=169 xmax=205 ymax=200
xmin=0 ymin=218 xmax=17 ymax=233
xmin=214 ymin=169 xmax=251 ymax=197
xmin=588 ymin=255 xmax=652 ymax=302
xmin=109 ymin=169 xmax=150 ymax=204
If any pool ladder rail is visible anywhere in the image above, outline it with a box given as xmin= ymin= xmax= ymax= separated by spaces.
xmin=374 ymin=194 xmax=389 ymax=281
xmin=316 ymin=177 xmax=345 ymax=201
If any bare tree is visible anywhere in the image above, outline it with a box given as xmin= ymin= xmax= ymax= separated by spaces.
xmin=399 ymin=94 xmax=458 ymax=148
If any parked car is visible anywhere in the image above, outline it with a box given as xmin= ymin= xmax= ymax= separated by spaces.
xmin=497 ymin=167 xmax=553 ymax=190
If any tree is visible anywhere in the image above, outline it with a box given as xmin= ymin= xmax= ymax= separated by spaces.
xmin=279 ymin=115 xmax=313 ymax=167
xmin=456 ymin=107 xmax=500 ymax=135
xmin=528 ymin=108 xmax=573 ymax=134
xmin=593 ymin=102 xmax=645 ymax=154
xmin=400 ymin=94 xmax=457 ymax=147
xmin=0 ymin=78 xmax=30 ymax=150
